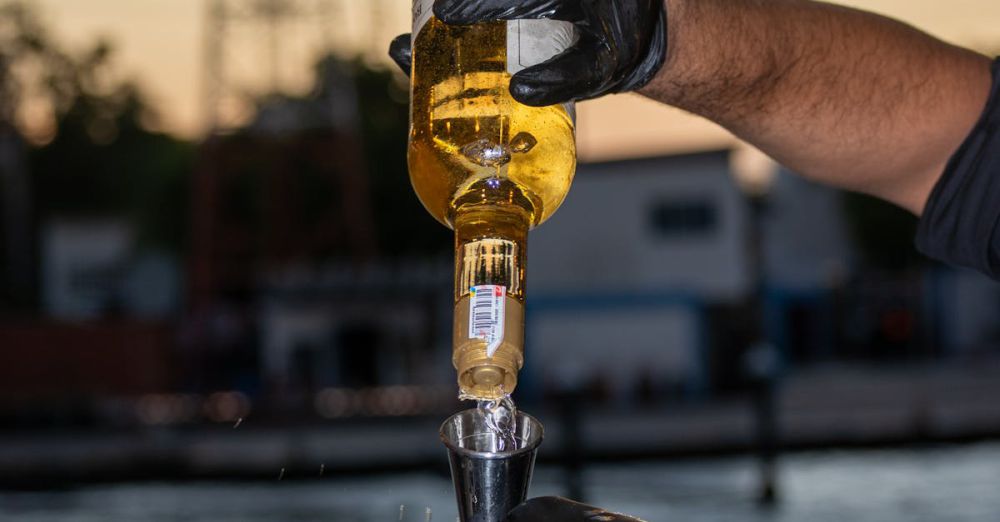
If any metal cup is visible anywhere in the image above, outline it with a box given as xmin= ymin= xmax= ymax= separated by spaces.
xmin=440 ymin=409 xmax=544 ymax=522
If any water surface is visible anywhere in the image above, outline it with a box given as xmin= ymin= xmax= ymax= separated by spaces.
xmin=3 ymin=442 xmax=998 ymax=521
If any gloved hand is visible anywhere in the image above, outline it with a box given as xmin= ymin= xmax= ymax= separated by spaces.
xmin=505 ymin=496 xmax=646 ymax=522
xmin=388 ymin=0 xmax=667 ymax=106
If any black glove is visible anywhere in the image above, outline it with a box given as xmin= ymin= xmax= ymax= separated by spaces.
xmin=506 ymin=496 xmax=646 ymax=522
xmin=388 ymin=0 xmax=667 ymax=106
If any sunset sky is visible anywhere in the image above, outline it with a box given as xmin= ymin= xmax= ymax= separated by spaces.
xmin=34 ymin=0 xmax=1000 ymax=160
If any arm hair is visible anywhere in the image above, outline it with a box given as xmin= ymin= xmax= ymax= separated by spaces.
xmin=639 ymin=0 xmax=992 ymax=214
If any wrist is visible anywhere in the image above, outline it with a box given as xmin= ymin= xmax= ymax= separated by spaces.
xmin=637 ymin=0 xmax=698 ymax=105
xmin=616 ymin=0 xmax=670 ymax=93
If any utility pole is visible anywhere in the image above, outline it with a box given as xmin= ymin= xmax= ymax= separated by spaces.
xmin=193 ymin=0 xmax=377 ymax=312
xmin=0 ymin=55 xmax=31 ymax=307
xmin=201 ymin=0 xmax=226 ymax=135
xmin=200 ymin=0 xmax=339 ymax=136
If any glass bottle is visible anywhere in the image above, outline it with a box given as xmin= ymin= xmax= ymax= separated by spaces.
xmin=408 ymin=1 xmax=577 ymax=399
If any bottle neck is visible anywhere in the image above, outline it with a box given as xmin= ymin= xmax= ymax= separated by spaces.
xmin=454 ymin=205 xmax=529 ymax=302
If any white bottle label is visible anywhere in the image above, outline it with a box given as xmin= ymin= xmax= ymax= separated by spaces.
xmin=506 ymin=19 xmax=575 ymax=75
xmin=412 ymin=0 xmax=576 ymax=74
xmin=469 ymin=285 xmax=506 ymax=357
xmin=413 ymin=0 xmax=434 ymax=37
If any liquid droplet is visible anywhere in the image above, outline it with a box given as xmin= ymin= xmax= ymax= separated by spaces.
xmin=232 ymin=417 xmax=243 ymax=429
xmin=277 ymin=467 xmax=285 ymax=481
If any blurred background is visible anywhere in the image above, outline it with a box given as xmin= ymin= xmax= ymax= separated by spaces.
xmin=1 ymin=0 xmax=1000 ymax=520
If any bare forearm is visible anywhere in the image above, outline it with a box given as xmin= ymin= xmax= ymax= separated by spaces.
xmin=640 ymin=0 xmax=992 ymax=214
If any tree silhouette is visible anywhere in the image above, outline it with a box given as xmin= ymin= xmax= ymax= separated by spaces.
xmin=0 ymin=1 xmax=194 ymax=310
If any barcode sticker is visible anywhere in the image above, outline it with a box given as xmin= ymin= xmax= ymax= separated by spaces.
xmin=469 ymin=285 xmax=506 ymax=357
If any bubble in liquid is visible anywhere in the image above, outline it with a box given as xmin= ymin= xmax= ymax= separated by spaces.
xmin=509 ymin=132 xmax=537 ymax=154
xmin=461 ymin=138 xmax=511 ymax=168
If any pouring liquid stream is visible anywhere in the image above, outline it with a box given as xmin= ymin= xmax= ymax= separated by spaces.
xmin=460 ymin=388 xmax=518 ymax=452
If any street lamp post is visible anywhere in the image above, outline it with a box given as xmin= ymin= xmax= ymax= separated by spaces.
xmin=730 ymin=144 xmax=781 ymax=506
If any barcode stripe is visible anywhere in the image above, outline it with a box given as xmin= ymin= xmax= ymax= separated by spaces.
xmin=469 ymin=285 xmax=505 ymax=352
xmin=472 ymin=289 xmax=495 ymax=332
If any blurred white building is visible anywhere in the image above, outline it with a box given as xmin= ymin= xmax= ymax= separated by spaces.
xmin=254 ymin=150 xmax=1000 ymax=398
xmin=42 ymin=220 xmax=182 ymax=321
xmin=526 ymin=151 xmax=856 ymax=399
xmin=42 ymin=220 xmax=133 ymax=320
xmin=528 ymin=152 xmax=746 ymax=399
xmin=525 ymin=149 xmax=1000 ymax=400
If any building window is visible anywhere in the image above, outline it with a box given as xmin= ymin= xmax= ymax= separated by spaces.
xmin=649 ymin=199 xmax=717 ymax=237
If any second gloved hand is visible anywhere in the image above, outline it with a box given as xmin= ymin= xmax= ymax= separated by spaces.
xmin=388 ymin=0 xmax=667 ymax=106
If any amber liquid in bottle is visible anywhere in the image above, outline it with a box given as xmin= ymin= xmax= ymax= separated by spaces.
xmin=408 ymin=17 xmax=576 ymax=399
